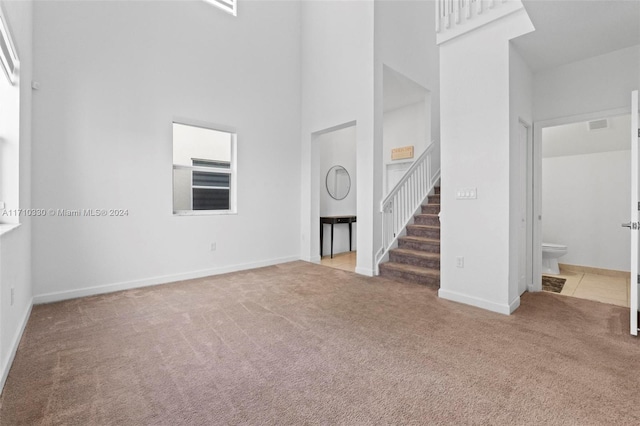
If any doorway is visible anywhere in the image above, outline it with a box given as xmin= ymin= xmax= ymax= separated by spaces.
xmin=534 ymin=110 xmax=632 ymax=307
xmin=316 ymin=124 xmax=357 ymax=272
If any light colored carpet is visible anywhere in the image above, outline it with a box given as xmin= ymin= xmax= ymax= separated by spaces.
xmin=1 ymin=261 xmax=638 ymax=425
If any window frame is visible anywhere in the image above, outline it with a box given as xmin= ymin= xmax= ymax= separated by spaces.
xmin=172 ymin=122 xmax=237 ymax=216
xmin=0 ymin=6 xmax=19 ymax=85
xmin=203 ymin=0 xmax=237 ymax=17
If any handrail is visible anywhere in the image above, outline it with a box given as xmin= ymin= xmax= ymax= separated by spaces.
xmin=376 ymin=142 xmax=440 ymax=271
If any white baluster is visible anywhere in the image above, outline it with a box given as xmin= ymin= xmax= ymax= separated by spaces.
xmin=454 ymin=0 xmax=460 ymax=24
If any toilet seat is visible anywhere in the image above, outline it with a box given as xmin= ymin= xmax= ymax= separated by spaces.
xmin=543 ymin=243 xmax=567 ymax=251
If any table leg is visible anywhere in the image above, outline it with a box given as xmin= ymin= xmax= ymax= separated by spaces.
xmin=320 ymin=222 xmax=323 ymax=258
xmin=330 ymin=223 xmax=334 ymax=259
xmin=349 ymin=222 xmax=352 ymax=252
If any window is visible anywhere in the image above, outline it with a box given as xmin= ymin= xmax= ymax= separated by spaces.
xmin=173 ymin=123 xmax=237 ymax=214
xmin=0 ymin=7 xmax=19 ymax=84
xmin=0 ymin=6 xmax=19 ymax=229
xmin=204 ymin=0 xmax=237 ymax=16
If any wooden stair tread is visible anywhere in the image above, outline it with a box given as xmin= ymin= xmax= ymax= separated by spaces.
xmin=380 ymin=262 xmax=440 ymax=277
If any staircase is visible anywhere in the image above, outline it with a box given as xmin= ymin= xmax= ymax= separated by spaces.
xmin=379 ymin=187 xmax=440 ymax=288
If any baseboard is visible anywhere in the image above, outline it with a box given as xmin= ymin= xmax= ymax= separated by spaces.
xmin=438 ymin=289 xmax=515 ymax=315
xmin=355 ymin=266 xmax=374 ymax=277
xmin=1 ymin=299 xmax=33 ymax=394
xmin=33 ymin=256 xmax=300 ymax=305
xmin=509 ymin=296 xmax=521 ymax=313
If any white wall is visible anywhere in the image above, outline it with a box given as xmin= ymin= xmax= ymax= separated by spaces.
xmin=300 ymin=1 xmax=439 ymax=275
xmin=374 ymin=0 xmax=440 ymax=265
xmin=31 ymin=1 xmax=302 ymax=301
xmin=383 ymin=100 xmax=429 ymax=187
xmin=383 ymin=103 xmax=427 ymax=159
xmin=542 ymin=150 xmax=630 ymax=272
xmin=0 ymin=0 xmax=33 ymax=391
xmin=319 ymin=125 xmax=357 ymax=256
xmin=375 ymin=0 xmax=439 ymax=145
xmin=439 ymin=6 xmax=534 ymax=314
xmin=534 ymin=45 xmax=640 ymax=122
xmin=508 ymin=44 xmax=533 ymax=301
xmin=300 ymin=1 xmax=375 ymax=274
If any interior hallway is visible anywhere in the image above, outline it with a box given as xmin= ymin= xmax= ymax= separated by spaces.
xmin=320 ymin=251 xmax=356 ymax=272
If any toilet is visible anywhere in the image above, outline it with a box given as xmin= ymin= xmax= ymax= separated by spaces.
xmin=542 ymin=243 xmax=568 ymax=275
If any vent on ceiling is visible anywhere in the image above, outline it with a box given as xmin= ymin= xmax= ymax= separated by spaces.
xmin=587 ymin=118 xmax=609 ymax=131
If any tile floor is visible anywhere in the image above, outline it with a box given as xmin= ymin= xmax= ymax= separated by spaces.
xmin=545 ymin=268 xmax=630 ymax=307
xmin=320 ymin=251 xmax=356 ymax=272
xmin=321 ymin=254 xmax=630 ymax=308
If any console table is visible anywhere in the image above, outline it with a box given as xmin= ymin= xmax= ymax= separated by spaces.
xmin=320 ymin=215 xmax=357 ymax=258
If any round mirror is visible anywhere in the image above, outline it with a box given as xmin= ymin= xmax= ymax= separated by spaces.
xmin=326 ymin=165 xmax=351 ymax=200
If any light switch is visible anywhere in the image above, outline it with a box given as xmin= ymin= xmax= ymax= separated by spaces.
xmin=456 ymin=188 xmax=477 ymax=200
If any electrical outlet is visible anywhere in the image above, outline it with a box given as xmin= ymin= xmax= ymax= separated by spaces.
xmin=456 ymin=257 xmax=464 ymax=268
xmin=210 ymin=242 xmax=216 ymax=252
xmin=10 ymin=288 xmax=14 ymax=306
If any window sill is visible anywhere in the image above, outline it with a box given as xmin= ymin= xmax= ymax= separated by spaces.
xmin=0 ymin=223 xmax=21 ymax=237
xmin=173 ymin=210 xmax=237 ymax=216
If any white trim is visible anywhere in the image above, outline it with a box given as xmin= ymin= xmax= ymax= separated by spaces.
xmin=0 ymin=223 xmax=21 ymax=237
xmin=0 ymin=5 xmax=19 ymax=85
xmin=33 ymin=256 xmax=299 ymax=305
xmin=1 ymin=300 xmax=32 ymax=393
xmin=173 ymin=210 xmax=237 ymax=216
xmin=355 ymin=266 xmax=375 ymax=277
xmin=438 ymin=288 xmax=517 ymax=315
xmin=203 ymin=0 xmax=237 ymax=16
xmin=173 ymin=164 xmax=232 ymax=174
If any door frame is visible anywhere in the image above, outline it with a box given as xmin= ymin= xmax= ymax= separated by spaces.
xmin=631 ymin=90 xmax=638 ymax=336
xmin=532 ymin=107 xmax=630 ymax=291
xmin=518 ymin=118 xmax=533 ymax=294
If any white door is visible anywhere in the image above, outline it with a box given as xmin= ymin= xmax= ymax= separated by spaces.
xmin=630 ymin=91 xmax=639 ymax=336
xmin=386 ymin=162 xmax=411 ymax=194
xmin=518 ymin=121 xmax=529 ymax=295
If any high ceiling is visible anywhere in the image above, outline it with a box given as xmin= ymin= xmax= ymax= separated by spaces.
xmin=383 ymin=66 xmax=428 ymax=113
xmin=513 ymin=0 xmax=640 ymax=72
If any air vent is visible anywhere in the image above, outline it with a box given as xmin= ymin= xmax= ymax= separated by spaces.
xmin=0 ymin=8 xmax=19 ymax=85
xmin=587 ymin=118 xmax=609 ymax=131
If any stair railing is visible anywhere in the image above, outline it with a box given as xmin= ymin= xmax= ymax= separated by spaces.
xmin=436 ymin=0 xmax=511 ymax=32
xmin=436 ymin=0 xmax=521 ymax=44
xmin=376 ymin=142 xmax=440 ymax=272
